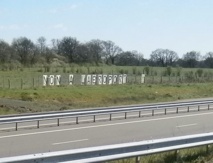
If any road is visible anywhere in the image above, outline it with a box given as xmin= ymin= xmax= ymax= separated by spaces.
xmin=1 ymin=108 xmax=213 ymax=158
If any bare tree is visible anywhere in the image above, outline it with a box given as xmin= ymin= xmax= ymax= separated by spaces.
xmin=12 ymin=37 xmax=36 ymax=66
xmin=204 ymin=52 xmax=213 ymax=68
xmin=0 ymin=40 xmax=13 ymax=64
xmin=86 ymin=39 xmax=103 ymax=65
xmin=58 ymin=37 xmax=79 ymax=63
xmin=150 ymin=49 xmax=178 ymax=67
xmin=102 ymin=40 xmax=122 ymax=65
xmin=183 ymin=51 xmax=200 ymax=68
xmin=37 ymin=36 xmax=46 ymax=54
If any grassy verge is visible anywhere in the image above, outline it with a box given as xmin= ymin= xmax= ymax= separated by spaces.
xmin=0 ymin=83 xmax=213 ymax=114
xmin=109 ymin=145 xmax=213 ymax=163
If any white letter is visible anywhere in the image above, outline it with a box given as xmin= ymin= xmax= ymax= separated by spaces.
xmin=123 ymin=74 xmax=127 ymax=84
xmin=98 ymin=74 xmax=102 ymax=85
xmin=55 ymin=75 xmax=61 ymax=86
xmin=108 ymin=75 xmax=112 ymax=85
xmin=113 ymin=75 xmax=118 ymax=84
xmin=92 ymin=75 xmax=96 ymax=85
xmin=141 ymin=74 xmax=146 ymax=83
xmin=87 ymin=75 xmax=92 ymax=85
xmin=118 ymin=74 xmax=123 ymax=84
xmin=81 ymin=75 xmax=86 ymax=85
xmin=69 ymin=74 xmax=74 ymax=85
xmin=43 ymin=75 xmax=48 ymax=86
xmin=103 ymin=75 xmax=107 ymax=85
xmin=49 ymin=75 xmax=55 ymax=86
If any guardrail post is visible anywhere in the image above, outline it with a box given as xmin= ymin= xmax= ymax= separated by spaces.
xmin=110 ymin=114 xmax=112 ymax=121
xmin=139 ymin=111 xmax=141 ymax=117
xmin=175 ymin=150 xmax=179 ymax=162
xmin=152 ymin=110 xmax=154 ymax=116
xmin=208 ymin=105 xmax=210 ymax=110
xmin=125 ymin=112 xmax=127 ymax=119
xmin=165 ymin=108 xmax=166 ymax=115
xmin=37 ymin=120 xmax=39 ymax=128
xmin=198 ymin=105 xmax=200 ymax=111
xmin=93 ymin=115 xmax=96 ymax=122
xmin=187 ymin=106 xmax=189 ymax=112
xmin=135 ymin=156 xmax=140 ymax=163
xmin=176 ymin=107 xmax=179 ymax=113
xmin=76 ymin=117 xmax=79 ymax=124
xmin=206 ymin=145 xmax=209 ymax=154
xmin=15 ymin=122 xmax=18 ymax=131
xmin=57 ymin=119 xmax=60 ymax=126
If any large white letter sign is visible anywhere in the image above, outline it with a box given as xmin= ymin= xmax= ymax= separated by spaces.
xmin=49 ymin=75 xmax=55 ymax=86
xmin=69 ymin=74 xmax=74 ymax=85
xmin=108 ymin=75 xmax=112 ymax=85
xmin=103 ymin=75 xmax=107 ymax=85
xmin=123 ymin=74 xmax=127 ymax=84
xmin=55 ymin=75 xmax=61 ymax=86
xmin=118 ymin=74 xmax=123 ymax=84
xmin=113 ymin=75 xmax=118 ymax=84
xmin=81 ymin=75 xmax=86 ymax=85
xmin=86 ymin=75 xmax=92 ymax=85
xmin=43 ymin=75 xmax=48 ymax=86
xmin=92 ymin=75 xmax=96 ymax=85
xmin=98 ymin=74 xmax=102 ymax=85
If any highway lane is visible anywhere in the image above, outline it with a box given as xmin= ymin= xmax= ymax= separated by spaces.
xmin=1 ymin=110 xmax=213 ymax=157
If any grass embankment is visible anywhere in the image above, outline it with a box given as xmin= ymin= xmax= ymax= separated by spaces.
xmin=109 ymin=146 xmax=213 ymax=163
xmin=0 ymin=83 xmax=213 ymax=114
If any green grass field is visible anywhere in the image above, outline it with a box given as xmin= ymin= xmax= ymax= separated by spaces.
xmin=0 ymin=65 xmax=213 ymax=114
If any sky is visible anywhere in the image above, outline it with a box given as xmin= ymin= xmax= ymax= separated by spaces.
xmin=0 ymin=0 xmax=213 ymax=59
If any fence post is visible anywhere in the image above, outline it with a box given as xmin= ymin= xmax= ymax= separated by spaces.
xmin=165 ymin=108 xmax=167 ymax=115
xmin=208 ymin=105 xmax=210 ymax=110
xmin=206 ymin=145 xmax=209 ymax=154
xmin=176 ymin=107 xmax=179 ymax=113
xmin=21 ymin=78 xmax=23 ymax=89
xmin=152 ymin=110 xmax=154 ymax=116
xmin=93 ymin=115 xmax=96 ymax=122
xmin=125 ymin=112 xmax=127 ymax=119
xmin=110 ymin=114 xmax=112 ymax=121
xmin=33 ymin=78 xmax=35 ymax=88
xmin=3 ymin=76 xmax=4 ymax=88
xmin=188 ymin=106 xmax=189 ymax=112
xmin=8 ymin=79 xmax=10 ymax=89
xmin=139 ymin=111 xmax=141 ymax=117
xmin=198 ymin=105 xmax=200 ymax=111
xmin=135 ymin=156 xmax=140 ymax=163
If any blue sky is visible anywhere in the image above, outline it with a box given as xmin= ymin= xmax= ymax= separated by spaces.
xmin=0 ymin=0 xmax=213 ymax=59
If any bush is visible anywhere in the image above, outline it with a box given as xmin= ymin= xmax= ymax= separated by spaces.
xmin=196 ymin=69 xmax=203 ymax=77
xmin=143 ymin=66 xmax=150 ymax=75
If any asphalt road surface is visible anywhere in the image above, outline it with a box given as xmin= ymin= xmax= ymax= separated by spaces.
xmin=1 ymin=109 xmax=213 ymax=158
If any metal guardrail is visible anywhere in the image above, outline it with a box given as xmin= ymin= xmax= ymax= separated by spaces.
xmin=0 ymin=100 xmax=213 ymax=130
xmin=1 ymin=132 xmax=213 ymax=163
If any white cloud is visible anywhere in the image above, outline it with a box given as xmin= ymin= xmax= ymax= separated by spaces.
xmin=48 ymin=4 xmax=78 ymax=14
xmin=53 ymin=24 xmax=68 ymax=31
xmin=0 ymin=24 xmax=29 ymax=31
xmin=69 ymin=4 xmax=77 ymax=10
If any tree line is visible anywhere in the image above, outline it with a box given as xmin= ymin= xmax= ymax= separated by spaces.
xmin=0 ymin=36 xmax=213 ymax=68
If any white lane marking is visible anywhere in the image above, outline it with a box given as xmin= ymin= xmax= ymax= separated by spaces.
xmin=176 ymin=123 xmax=197 ymax=128
xmin=52 ymin=139 xmax=88 ymax=145
xmin=0 ymin=114 xmax=151 ymax=131
xmin=1 ymin=111 xmax=213 ymax=139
